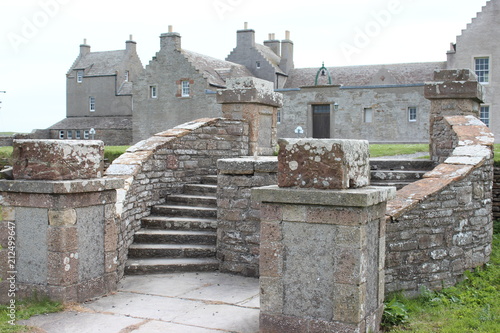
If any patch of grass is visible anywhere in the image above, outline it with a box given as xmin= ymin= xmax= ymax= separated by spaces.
xmin=385 ymin=220 xmax=500 ymax=332
xmin=494 ymin=144 xmax=500 ymax=167
xmin=0 ymin=295 xmax=63 ymax=332
xmin=370 ymin=144 xmax=429 ymax=158
xmin=104 ymin=146 xmax=129 ymax=163
xmin=0 ymin=133 xmax=16 ymax=136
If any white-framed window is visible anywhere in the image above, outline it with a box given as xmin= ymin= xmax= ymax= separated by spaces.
xmin=67 ymin=130 xmax=73 ymax=139
xmin=408 ymin=107 xmax=417 ymax=122
xmin=77 ymin=70 xmax=83 ymax=83
xmin=84 ymin=130 xmax=90 ymax=139
xmin=480 ymin=105 xmax=490 ymax=127
xmin=364 ymin=108 xmax=373 ymax=123
xmin=59 ymin=130 xmax=65 ymax=139
xmin=277 ymin=108 xmax=281 ymax=124
xmin=475 ymin=57 xmax=490 ymax=83
xmin=256 ymin=61 xmax=261 ymax=69
xmin=125 ymin=70 xmax=129 ymax=82
xmin=89 ymin=97 xmax=95 ymax=112
xmin=150 ymin=85 xmax=157 ymax=98
xmin=181 ymin=80 xmax=190 ymax=97
xmin=76 ymin=130 xmax=81 ymax=139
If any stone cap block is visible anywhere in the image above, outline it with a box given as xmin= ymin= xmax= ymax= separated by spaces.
xmin=218 ymin=156 xmax=278 ymax=175
xmin=12 ymin=140 xmax=104 ymax=180
xmin=424 ymin=69 xmax=483 ymax=102
xmin=0 ymin=178 xmax=124 ymax=194
xmin=278 ymin=139 xmax=370 ymax=189
xmin=217 ymin=77 xmax=283 ymax=107
xmin=252 ymin=185 xmax=396 ymax=208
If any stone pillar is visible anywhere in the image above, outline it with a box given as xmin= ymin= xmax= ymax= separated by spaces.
xmin=425 ymin=69 xmax=484 ymax=163
xmin=217 ymin=77 xmax=283 ymax=156
xmin=253 ymin=139 xmax=395 ymax=333
xmin=0 ymin=140 xmax=123 ymax=303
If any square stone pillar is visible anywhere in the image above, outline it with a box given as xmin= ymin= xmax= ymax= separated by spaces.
xmin=217 ymin=77 xmax=283 ymax=156
xmin=253 ymin=139 xmax=395 ymax=333
xmin=424 ymin=69 xmax=484 ymax=163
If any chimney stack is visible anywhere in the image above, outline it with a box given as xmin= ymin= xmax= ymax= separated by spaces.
xmin=264 ymin=32 xmax=281 ymax=57
xmin=80 ymin=38 xmax=90 ymax=56
xmin=126 ymin=34 xmax=137 ymax=53
xmin=160 ymin=26 xmax=181 ymax=52
xmin=280 ymin=30 xmax=294 ymax=73
xmin=237 ymin=22 xmax=255 ymax=48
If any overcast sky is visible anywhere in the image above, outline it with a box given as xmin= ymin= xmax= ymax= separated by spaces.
xmin=0 ymin=0 xmax=489 ymax=133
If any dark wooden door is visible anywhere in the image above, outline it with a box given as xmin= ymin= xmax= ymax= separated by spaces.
xmin=312 ymin=105 xmax=330 ymax=138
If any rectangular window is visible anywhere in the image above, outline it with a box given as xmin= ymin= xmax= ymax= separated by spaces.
xmin=76 ymin=130 xmax=81 ymax=139
xmin=89 ymin=97 xmax=95 ymax=112
xmin=59 ymin=130 xmax=65 ymax=139
xmin=277 ymin=108 xmax=281 ymax=124
xmin=150 ymin=85 xmax=157 ymax=98
xmin=408 ymin=107 xmax=417 ymax=122
xmin=256 ymin=61 xmax=261 ymax=69
xmin=84 ymin=130 xmax=90 ymax=139
xmin=480 ymin=105 xmax=490 ymax=127
xmin=67 ymin=130 xmax=73 ymax=139
xmin=181 ymin=80 xmax=190 ymax=97
xmin=475 ymin=57 xmax=490 ymax=83
xmin=77 ymin=70 xmax=83 ymax=83
xmin=364 ymin=108 xmax=373 ymax=123
xmin=125 ymin=70 xmax=129 ymax=82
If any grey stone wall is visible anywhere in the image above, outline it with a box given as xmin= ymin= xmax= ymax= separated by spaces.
xmin=385 ymin=115 xmax=494 ymax=296
xmin=494 ymin=166 xmax=500 ymax=220
xmin=0 ymin=136 xmax=13 ymax=147
xmin=217 ymin=157 xmax=278 ymax=276
xmin=105 ymin=118 xmax=250 ymax=279
xmin=279 ymin=85 xmax=430 ymax=143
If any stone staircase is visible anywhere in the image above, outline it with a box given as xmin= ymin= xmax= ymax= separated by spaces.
xmin=125 ymin=176 xmax=219 ymax=274
xmin=370 ymin=159 xmax=435 ymax=189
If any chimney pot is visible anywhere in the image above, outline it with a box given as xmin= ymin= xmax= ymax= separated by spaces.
xmin=168 ymin=25 xmax=173 ymax=33
xmin=285 ymin=30 xmax=291 ymax=40
xmin=244 ymin=22 xmax=248 ymax=29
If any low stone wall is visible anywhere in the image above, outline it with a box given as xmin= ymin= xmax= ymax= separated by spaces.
xmin=105 ymin=118 xmax=249 ymax=279
xmin=493 ymin=166 xmax=500 ymax=220
xmin=0 ymin=136 xmax=13 ymax=147
xmin=385 ymin=115 xmax=494 ymax=296
xmin=217 ymin=157 xmax=278 ymax=276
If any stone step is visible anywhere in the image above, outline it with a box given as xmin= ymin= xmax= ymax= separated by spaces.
xmin=371 ymin=181 xmax=413 ymax=190
xmin=167 ymin=194 xmax=217 ymax=208
xmin=133 ymin=229 xmax=216 ymax=245
xmin=125 ymin=257 xmax=219 ymax=275
xmin=128 ymin=243 xmax=216 ymax=259
xmin=201 ymin=175 xmax=218 ymax=185
xmin=370 ymin=159 xmax=435 ymax=171
xmin=141 ymin=216 xmax=217 ymax=231
xmin=370 ymin=170 xmax=427 ymax=181
xmin=184 ymin=184 xmax=217 ymax=196
xmin=152 ymin=205 xmax=217 ymax=218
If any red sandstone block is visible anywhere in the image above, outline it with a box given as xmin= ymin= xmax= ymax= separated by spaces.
xmin=12 ymin=140 xmax=104 ymax=180
xmin=260 ymin=243 xmax=283 ymax=277
xmin=47 ymin=252 xmax=79 ymax=286
xmin=47 ymin=227 xmax=78 ymax=252
xmin=277 ymin=139 xmax=370 ymax=189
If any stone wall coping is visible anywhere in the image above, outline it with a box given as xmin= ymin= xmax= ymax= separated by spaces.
xmin=217 ymin=77 xmax=284 ymax=107
xmin=0 ymin=178 xmax=124 ymax=194
xmin=218 ymin=156 xmax=278 ymax=175
xmin=252 ymin=185 xmax=396 ymax=208
xmin=386 ymin=115 xmax=493 ymax=221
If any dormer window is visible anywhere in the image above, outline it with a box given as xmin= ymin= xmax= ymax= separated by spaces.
xmin=77 ymin=70 xmax=83 ymax=83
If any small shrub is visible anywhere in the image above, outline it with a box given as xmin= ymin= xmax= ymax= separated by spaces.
xmin=382 ymin=297 xmax=409 ymax=328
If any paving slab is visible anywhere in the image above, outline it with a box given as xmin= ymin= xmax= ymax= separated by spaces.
xmin=19 ymin=272 xmax=260 ymax=333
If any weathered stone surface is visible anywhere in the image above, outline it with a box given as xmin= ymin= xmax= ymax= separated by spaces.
xmin=12 ymin=140 xmax=104 ymax=180
xmin=277 ymin=138 xmax=370 ymax=189
xmin=424 ymin=69 xmax=484 ymax=102
xmin=217 ymin=77 xmax=283 ymax=108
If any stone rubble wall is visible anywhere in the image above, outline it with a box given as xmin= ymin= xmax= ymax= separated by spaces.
xmin=493 ymin=166 xmax=500 ymax=220
xmin=217 ymin=157 xmax=278 ymax=276
xmin=105 ymin=118 xmax=249 ymax=279
xmin=385 ymin=115 xmax=494 ymax=296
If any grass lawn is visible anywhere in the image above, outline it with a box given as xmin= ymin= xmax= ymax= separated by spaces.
xmin=369 ymin=144 xmax=429 ymax=158
xmin=0 ymin=296 xmax=63 ymax=332
xmin=384 ymin=220 xmax=500 ymax=332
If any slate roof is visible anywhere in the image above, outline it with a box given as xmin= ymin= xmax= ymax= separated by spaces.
xmin=182 ymin=50 xmax=253 ymax=87
xmin=284 ymin=62 xmax=447 ymax=88
xmin=48 ymin=117 xmax=132 ymax=130
xmin=68 ymin=50 xmax=127 ymax=76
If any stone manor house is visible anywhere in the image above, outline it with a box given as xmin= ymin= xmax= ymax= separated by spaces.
xmin=47 ymin=0 xmax=499 ymax=145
